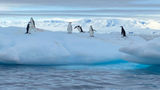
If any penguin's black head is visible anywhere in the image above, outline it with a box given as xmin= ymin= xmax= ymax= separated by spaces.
xmin=74 ymin=26 xmax=78 ymax=29
xmin=74 ymin=25 xmax=79 ymax=29
xmin=120 ymin=26 xmax=123 ymax=27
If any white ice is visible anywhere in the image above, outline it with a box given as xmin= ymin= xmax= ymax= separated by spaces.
xmin=0 ymin=26 xmax=147 ymax=65
xmin=120 ymin=37 xmax=160 ymax=65
xmin=1 ymin=16 xmax=160 ymax=65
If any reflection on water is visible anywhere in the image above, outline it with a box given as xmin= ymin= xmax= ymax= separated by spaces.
xmin=0 ymin=62 xmax=159 ymax=90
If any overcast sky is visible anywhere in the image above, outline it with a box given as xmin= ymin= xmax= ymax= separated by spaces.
xmin=0 ymin=0 xmax=160 ymax=17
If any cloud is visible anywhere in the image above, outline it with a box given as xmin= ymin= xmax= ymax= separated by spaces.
xmin=0 ymin=0 xmax=160 ymax=8
xmin=0 ymin=9 xmax=160 ymax=18
xmin=0 ymin=5 xmax=10 ymax=11
xmin=0 ymin=0 xmax=160 ymax=17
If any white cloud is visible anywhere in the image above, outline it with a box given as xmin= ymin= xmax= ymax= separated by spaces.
xmin=0 ymin=0 xmax=160 ymax=9
xmin=0 ymin=0 xmax=159 ymax=18
xmin=0 ymin=5 xmax=10 ymax=11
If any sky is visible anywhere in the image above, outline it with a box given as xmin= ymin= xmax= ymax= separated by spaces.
xmin=0 ymin=0 xmax=160 ymax=17
xmin=0 ymin=0 xmax=160 ymax=31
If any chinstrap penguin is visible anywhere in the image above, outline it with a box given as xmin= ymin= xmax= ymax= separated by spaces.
xmin=74 ymin=25 xmax=84 ymax=33
xmin=120 ymin=26 xmax=126 ymax=37
xmin=67 ymin=22 xmax=73 ymax=34
xmin=89 ymin=25 xmax=96 ymax=37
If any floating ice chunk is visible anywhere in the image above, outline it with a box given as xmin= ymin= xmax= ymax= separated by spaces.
xmin=120 ymin=37 xmax=160 ymax=65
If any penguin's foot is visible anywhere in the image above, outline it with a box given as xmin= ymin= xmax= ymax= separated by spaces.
xmin=121 ymin=36 xmax=127 ymax=39
xmin=25 ymin=32 xmax=31 ymax=34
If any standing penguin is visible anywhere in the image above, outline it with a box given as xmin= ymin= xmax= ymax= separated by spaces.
xmin=29 ymin=17 xmax=36 ymax=31
xmin=74 ymin=25 xmax=84 ymax=33
xmin=120 ymin=26 xmax=126 ymax=37
xmin=89 ymin=25 xmax=96 ymax=37
xmin=25 ymin=22 xmax=31 ymax=34
xmin=25 ymin=17 xmax=36 ymax=34
xmin=67 ymin=22 xmax=72 ymax=34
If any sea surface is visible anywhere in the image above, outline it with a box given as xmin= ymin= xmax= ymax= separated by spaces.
xmin=0 ymin=61 xmax=160 ymax=90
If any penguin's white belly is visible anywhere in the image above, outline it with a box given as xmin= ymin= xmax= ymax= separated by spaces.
xmin=29 ymin=25 xmax=36 ymax=32
xmin=90 ymin=31 xmax=94 ymax=37
xmin=67 ymin=25 xmax=72 ymax=33
xmin=77 ymin=28 xmax=81 ymax=32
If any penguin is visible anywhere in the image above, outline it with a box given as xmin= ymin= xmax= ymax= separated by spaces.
xmin=120 ymin=26 xmax=126 ymax=37
xmin=25 ymin=22 xmax=31 ymax=34
xmin=89 ymin=25 xmax=96 ymax=37
xmin=67 ymin=22 xmax=72 ymax=34
xmin=29 ymin=17 xmax=36 ymax=31
xmin=74 ymin=25 xmax=84 ymax=33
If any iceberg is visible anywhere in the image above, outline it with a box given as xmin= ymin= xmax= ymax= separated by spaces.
xmin=0 ymin=26 xmax=158 ymax=65
xmin=120 ymin=37 xmax=160 ymax=65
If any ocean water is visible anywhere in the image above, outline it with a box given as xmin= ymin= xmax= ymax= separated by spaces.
xmin=0 ymin=61 xmax=160 ymax=90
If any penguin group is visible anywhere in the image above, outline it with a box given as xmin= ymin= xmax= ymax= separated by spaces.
xmin=67 ymin=22 xmax=96 ymax=37
xmin=67 ymin=22 xmax=126 ymax=37
xmin=25 ymin=17 xmax=127 ymax=38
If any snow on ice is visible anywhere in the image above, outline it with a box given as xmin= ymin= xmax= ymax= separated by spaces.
xmin=0 ymin=17 xmax=160 ymax=65
xmin=0 ymin=26 xmax=145 ymax=65
xmin=120 ymin=37 xmax=160 ymax=65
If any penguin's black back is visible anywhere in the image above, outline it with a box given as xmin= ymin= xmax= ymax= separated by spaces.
xmin=26 ymin=23 xmax=30 ymax=34
xmin=79 ymin=26 xmax=83 ymax=32
xmin=121 ymin=26 xmax=126 ymax=37
xmin=75 ymin=25 xmax=84 ymax=32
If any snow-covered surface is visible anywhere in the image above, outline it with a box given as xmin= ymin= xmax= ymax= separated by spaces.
xmin=120 ymin=37 xmax=160 ymax=65
xmin=0 ymin=26 xmax=160 ymax=65
xmin=0 ymin=26 xmax=147 ymax=65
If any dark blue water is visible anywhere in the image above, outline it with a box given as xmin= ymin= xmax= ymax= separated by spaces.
xmin=0 ymin=61 xmax=160 ymax=90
